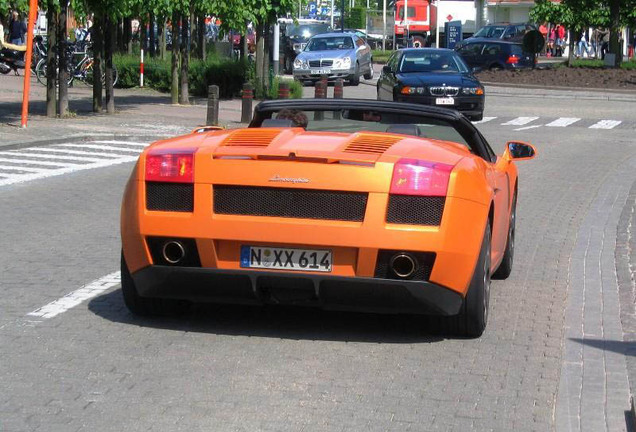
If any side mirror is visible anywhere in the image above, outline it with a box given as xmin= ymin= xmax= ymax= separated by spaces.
xmin=504 ymin=141 xmax=537 ymax=161
xmin=382 ymin=65 xmax=392 ymax=74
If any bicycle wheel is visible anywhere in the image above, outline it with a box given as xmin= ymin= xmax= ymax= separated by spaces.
xmin=35 ymin=58 xmax=48 ymax=86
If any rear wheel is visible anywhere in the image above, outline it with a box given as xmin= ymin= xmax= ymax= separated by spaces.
xmin=363 ymin=60 xmax=374 ymax=80
xmin=470 ymin=113 xmax=484 ymax=122
xmin=489 ymin=63 xmax=504 ymax=71
xmin=493 ymin=192 xmax=516 ymax=279
xmin=442 ymin=220 xmax=491 ymax=338
xmin=120 ymin=251 xmax=190 ymax=316
xmin=412 ymin=35 xmax=426 ymax=48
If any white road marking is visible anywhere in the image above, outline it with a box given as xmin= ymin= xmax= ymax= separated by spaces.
xmin=0 ymin=151 xmax=105 ymax=163
xmin=514 ymin=125 xmax=542 ymax=131
xmin=0 ymin=157 xmax=81 ymax=168
xmin=546 ymin=117 xmax=581 ymax=127
xmin=56 ymin=144 xmax=142 ymax=153
xmin=92 ymin=140 xmax=149 ymax=147
xmin=0 ymin=165 xmax=50 ymax=173
xmin=28 ymin=147 xmax=125 ymax=158
xmin=472 ymin=116 xmax=496 ymax=125
xmin=502 ymin=117 xmax=539 ymax=126
xmin=27 ymin=272 xmax=120 ymax=320
xmin=589 ymin=120 xmax=622 ymax=129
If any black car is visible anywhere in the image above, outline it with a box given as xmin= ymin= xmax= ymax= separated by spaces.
xmin=455 ymin=39 xmax=534 ymax=71
xmin=281 ymin=21 xmax=331 ymax=73
xmin=377 ymin=48 xmax=484 ymax=121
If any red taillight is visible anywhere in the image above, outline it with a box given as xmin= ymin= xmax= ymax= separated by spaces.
xmin=390 ymin=159 xmax=454 ymax=196
xmin=145 ymin=148 xmax=195 ymax=183
xmin=506 ymin=55 xmax=519 ymax=64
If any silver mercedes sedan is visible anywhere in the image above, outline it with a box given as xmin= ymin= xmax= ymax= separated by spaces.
xmin=292 ymin=32 xmax=373 ymax=86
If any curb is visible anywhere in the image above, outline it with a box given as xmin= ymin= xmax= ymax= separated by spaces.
xmin=483 ymin=82 xmax=636 ymax=101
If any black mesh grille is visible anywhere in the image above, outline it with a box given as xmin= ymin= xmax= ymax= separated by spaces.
xmin=213 ymin=185 xmax=368 ymax=221
xmin=387 ymin=195 xmax=445 ymax=225
xmin=146 ymin=182 xmax=194 ymax=212
xmin=374 ymin=251 xmax=436 ymax=281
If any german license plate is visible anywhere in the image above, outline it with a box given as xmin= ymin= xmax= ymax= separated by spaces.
xmin=435 ymin=97 xmax=455 ymax=105
xmin=311 ymin=69 xmax=329 ymax=75
xmin=240 ymin=246 xmax=332 ymax=272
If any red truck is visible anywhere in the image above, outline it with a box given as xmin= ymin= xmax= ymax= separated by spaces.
xmin=394 ymin=0 xmax=437 ymax=47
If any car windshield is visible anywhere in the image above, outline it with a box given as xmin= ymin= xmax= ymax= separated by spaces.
xmin=287 ymin=24 xmax=330 ymax=38
xmin=474 ymin=26 xmax=506 ymax=38
xmin=252 ymin=107 xmax=470 ymax=148
xmin=398 ymin=51 xmax=469 ymax=74
xmin=305 ymin=36 xmax=354 ymax=51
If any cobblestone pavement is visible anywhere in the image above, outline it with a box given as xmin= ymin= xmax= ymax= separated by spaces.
xmin=0 ymin=79 xmax=635 ymax=431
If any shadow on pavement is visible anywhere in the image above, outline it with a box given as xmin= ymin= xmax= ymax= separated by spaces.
xmin=0 ymin=94 xmax=179 ymax=124
xmin=570 ymin=337 xmax=636 ymax=356
xmin=88 ymin=288 xmax=446 ymax=344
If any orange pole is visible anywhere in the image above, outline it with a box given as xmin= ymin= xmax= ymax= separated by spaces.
xmin=20 ymin=0 xmax=39 ymax=128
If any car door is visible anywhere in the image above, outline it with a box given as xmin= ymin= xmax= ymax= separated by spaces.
xmin=457 ymin=42 xmax=483 ymax=68
xmin=481 ymin=43 xmax=503 ymax=69
xmin=354 ymin=36 xmax=371 ymax=71
xmin=378 ymin=52 xmax=399 ymax=100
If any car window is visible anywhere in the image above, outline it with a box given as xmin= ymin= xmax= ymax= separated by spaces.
xmin=503 ymin=27 xmax=516 ymax=39
xmin=459 ymin=43 xmax=483 ymax=55
xmin=509 ymin=44 xmax=526 ymax=56
xmin=355 ymin=37 xmax=366 ymax=47
xmin=388 ymin=52 xmax=399 ymax=71
xmin=483 ymin=43 xmax=502 ymax=55
xmin=398 ymin=6 xmax=416 ymax=19
xmin=398 ymin=51 xmax=468 ymax=73
xmin=517 ymin=25 xmax=527 ymax=35
xmin=306 ymin=36 xmax=354 ymax=51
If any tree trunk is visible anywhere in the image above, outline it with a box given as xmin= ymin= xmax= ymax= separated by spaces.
xmin=124 ymin=17 xmax=132 ymax=54
xmin=105 ymin=15 xmax=115 ymax=114
xmin=57 ymin=0 xmax=68 ymax=117
xmin=567 ymin=28 xmax=575 ymax=67
xmin=158 ymin=19 xmax=166 ymax=60
xmin=198 ymin=15 xmax=206 ymax=60
xmin=92 ymin=13 xmax=103 ymax=112
xmin=149 ymin=14 xmax=156 ymax=57
xmin=140 ymin=15 xmax=147 ymax=53
xmin=179 ymin=13 xmax=190 ymax=105
xmin=255 ymin=24 xmax=265 ymax=88
xmin=262 ymin=26 xmax=270 ymax=91
xmin=171 ymin=12 xmax=180 ymax=104
xmin=609 ymin=0 xmax=621 ymax=66
xmin=116 ymin=18 xmax=124 ymax=52
xmin=45 ymin=3 xmax=57 ymax=117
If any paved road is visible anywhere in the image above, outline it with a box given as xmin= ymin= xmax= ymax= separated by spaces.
xmin=1 ymin=82 xmax=635 ymax=431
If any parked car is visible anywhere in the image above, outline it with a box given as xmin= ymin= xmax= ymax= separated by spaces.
xmin=293 ymin=32 xmax=373 ymax=86
xmin=281 ymin=20 xmax=331 ymax=73
xmin=119 ymin=98 xmax=536 ymax=337
xmin=377 ymin=48 xmax=484 ymax=121
xmin=344 ymin=29 xmax=385 ymax=49
xmin=461 ymin=23 xmax=538 ymax=45
xmin=456 ymin=39 xmax=534 ymax=71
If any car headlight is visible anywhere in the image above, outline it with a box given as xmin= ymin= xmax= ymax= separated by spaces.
xmin=334 ymin=57 xmax=352 ymax=69
xmin=462 ymin=87 xmax=484 ymax=95
xmin=294 ymin=58 xmax=308 ymax=69
xmin=400 ymin=86 xmax=426 ymax=95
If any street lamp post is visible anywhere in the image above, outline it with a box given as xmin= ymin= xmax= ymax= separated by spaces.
xmin=341 ymin=0 xmax=345 ymax=31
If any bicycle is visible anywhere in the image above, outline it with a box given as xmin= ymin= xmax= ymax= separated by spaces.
xmin=35 ymin=40 xmax=118 ymax=87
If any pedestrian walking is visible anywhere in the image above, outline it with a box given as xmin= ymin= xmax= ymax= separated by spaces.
xmin=556 ymin=24 xmax=566 ymax=57
xmin=577 ymin=31 xmax=590 ymax=58
xmin=9 ymin=11 xmax=27 ymax=45
xmin=539 ymin=23 xmax=548 ymax=55
xmin=548 ymin=25 xmax=556 ymax=56
xmin=599 ymin=28 xmax=609 ymax=59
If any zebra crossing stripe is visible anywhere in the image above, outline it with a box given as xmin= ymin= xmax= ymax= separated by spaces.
xmin=28 ymin=147 xmax=125 ymax=158
xmin=472 ymin=117 xmax=496 ymax=124
xmin=55 ymin=144 xmax=142 ymax=153
xmin=0 ymin=157 xmax=81 ymax=168
xmin=92 ymin=140 xmax=149 ymax=147
xmin=0 ymin=151 xmax=106 ymax=163
xmin=502 ymin=117 xmax=539 ymax=126
xmin=546 ymin=118 xmax=581 ymax=127
xmin=0 ymin=165 xmax=50 ymax=173
xmin=589 ymin=120 xmax=622 ymax=129
xmin=514 ymin=125 xmax=541 ymax=131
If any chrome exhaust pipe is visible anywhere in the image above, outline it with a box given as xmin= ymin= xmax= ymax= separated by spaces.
xmin=390 ymin=254 xmax=417 ymax=278
xmin=162 ymin=241 xmax=186 ymax=264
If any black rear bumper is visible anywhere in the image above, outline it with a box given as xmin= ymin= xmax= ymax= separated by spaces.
xmin=132 ymin=266 xmax=464 ymax=316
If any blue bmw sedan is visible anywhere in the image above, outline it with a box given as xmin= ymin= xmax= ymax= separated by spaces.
xmin=377 ymin=48 xmax=485 ymax=121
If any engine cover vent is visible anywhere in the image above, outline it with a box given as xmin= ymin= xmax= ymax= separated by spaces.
xmin=222 ymin=129 xmax=281 ymax=147
xmin=344 ymin=134 xmax=403 ymax=155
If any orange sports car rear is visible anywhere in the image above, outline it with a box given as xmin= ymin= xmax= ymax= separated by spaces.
xmin=120 ymin=100 xmax=535 ymax=337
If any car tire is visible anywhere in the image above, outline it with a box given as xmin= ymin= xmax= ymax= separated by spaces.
xmin=493 ymin=191 xmax=516 ymax=280
xmin=120 ymin=251 xmax=190 ymax=316
xmin=471 ymin=113 xmax=484 ymax=122
xmin=364 ymin=61 xmax=374 ymax=80
xmin=285 ymin=56 xmax=292 ymax=74
xmin=412 ymin=35 xmax=426 ymax=48
xmin=349 ymin=63 xmax=360 ymax=86
xmin=489 ymin=63 xmax=504 ymax=71
xmin=442 ymin=220 xmax=491 ymax=338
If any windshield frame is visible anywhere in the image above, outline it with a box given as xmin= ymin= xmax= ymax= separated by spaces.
xmin=305 ymin=36 xmax=355 ymax=52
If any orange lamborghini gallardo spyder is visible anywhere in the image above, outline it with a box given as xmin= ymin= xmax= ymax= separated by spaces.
xmin=120 ymin=99 xmax=536 ymax=337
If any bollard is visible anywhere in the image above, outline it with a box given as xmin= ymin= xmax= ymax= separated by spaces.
xmin=320 ymin=74 xmax=328 ymax=94
xmin=333 ymin=78 xmax=344 ymax=119
xmin=314 ymin=81 xmax=324 ymax=121
xmin=278 ymin=81 xmax=290 ymax=99
xmin=206 ymin=85 xmax=220 ymax=126
xmin=241 ymin=83 xmax=253 ymax=123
